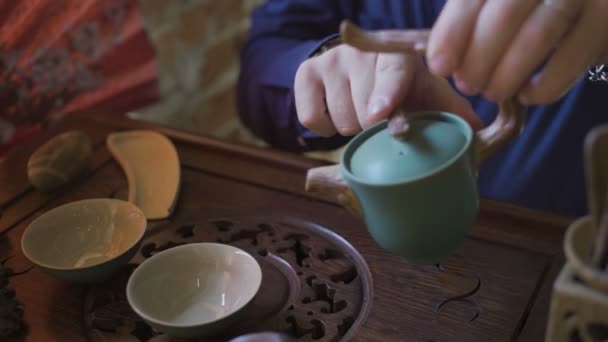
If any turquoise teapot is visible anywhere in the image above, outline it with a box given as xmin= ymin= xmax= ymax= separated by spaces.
xmin=305 ymin=21 xmax=527 ymax=264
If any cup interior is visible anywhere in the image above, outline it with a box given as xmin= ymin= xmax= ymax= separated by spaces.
xmin=126 ymin=243 xmax=262 ymax=327
xmin=564 ymin=216 xmax=608 ymax=291
xmin=21 ymin=198 xmax=146 ymax=270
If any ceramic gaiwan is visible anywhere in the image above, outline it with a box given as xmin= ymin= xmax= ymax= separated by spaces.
xmin=21 ymin=198 xmax=147 ymax=283
xmin=306 ymin=21 xmax=527 ymax=264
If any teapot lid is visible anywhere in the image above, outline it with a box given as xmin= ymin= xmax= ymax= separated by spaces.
xmin=347 ymin=113 xmax=470 ymax=184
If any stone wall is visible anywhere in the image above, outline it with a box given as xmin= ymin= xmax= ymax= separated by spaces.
xmin=132 ymin=0 xmax=266 ymax=147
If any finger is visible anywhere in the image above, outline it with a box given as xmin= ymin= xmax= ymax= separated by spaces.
xmin=427 ymin=0 xmax=485 ymax=77
xmin=519 ymin=0 xmax=608 ymax=105
xmin=408 ymin=70 xmax=483 ymax=130
xmin=484 ymin=0 xmax=584 ymax=101
xmin=454 ymin=0 xmax=539 ymax=95
xmin=323 ymin=73 xmax=361 ymax=136
xmin=294 ymin=60 xmax=336 ymax=137
xmin=366 ymin=53 xmax=417 ymax=126
xmin=349 ymin=54 xmax=377 ymax=129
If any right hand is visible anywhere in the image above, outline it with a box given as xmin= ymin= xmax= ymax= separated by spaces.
xmin=294 ymin=44 xmax=482 ymax=138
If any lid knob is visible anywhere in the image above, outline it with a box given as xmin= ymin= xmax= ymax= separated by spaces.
xmin=348 ymin=115 xmax=468 ymax=184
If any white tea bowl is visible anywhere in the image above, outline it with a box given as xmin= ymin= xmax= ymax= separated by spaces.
xmin=126 ymin=243 xmax=262 ymax=338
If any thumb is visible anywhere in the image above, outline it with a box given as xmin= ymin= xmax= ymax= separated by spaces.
xmin=365 ymin=53 xmax=417 ymax=127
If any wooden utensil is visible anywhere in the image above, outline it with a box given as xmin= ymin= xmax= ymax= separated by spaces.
xmin=585 ymin=125 xmax=608 ymax=268
xmin=338 ymin=20 xmax=526 ymax=160
xmin=340 ymin=21 xmax=428 ymax=139
xmin=340 ymin=20 xmax=429 ymax=54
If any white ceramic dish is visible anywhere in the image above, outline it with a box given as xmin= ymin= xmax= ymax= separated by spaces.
xmin=21 ymin=198 xmax=147 ymax=283
xmin=126 ymin=243 xmax=262 ymax=338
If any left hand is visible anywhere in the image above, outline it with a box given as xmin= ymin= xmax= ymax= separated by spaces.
xmin=426 ymin=0 xmax=608 ymax=105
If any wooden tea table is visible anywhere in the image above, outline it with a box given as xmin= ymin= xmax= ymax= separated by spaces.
xmin=0 ymin=113 xmax=572 ymax=342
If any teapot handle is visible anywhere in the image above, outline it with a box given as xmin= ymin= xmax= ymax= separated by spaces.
xmin=340 ymin=20 xmax=527 ymax=166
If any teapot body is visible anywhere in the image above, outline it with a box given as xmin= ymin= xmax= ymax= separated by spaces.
xmin=341 ymin=113 xmax=478 ymax=264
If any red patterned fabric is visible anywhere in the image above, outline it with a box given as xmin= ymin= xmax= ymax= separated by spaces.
xmin=0 ymin=0 xmax=159 ymax=154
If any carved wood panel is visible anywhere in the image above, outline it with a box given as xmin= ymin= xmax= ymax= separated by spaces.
xmin=84 ymin=215 xmax=373 ymax=341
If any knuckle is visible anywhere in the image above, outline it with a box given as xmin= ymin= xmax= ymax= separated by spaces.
xmin=296 ymin=59 xmax=316 ymax=80
xmin=318 ymin=49 xmax=340 ymax=69
xmin=298 ymin=110 xmax=321 ymax=130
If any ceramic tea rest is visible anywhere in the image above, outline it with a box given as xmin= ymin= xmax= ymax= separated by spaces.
xmin=305 ymin=21 xmax=527 ymax=264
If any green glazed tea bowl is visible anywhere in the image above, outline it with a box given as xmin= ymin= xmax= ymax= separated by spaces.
xmin=306 ymin=99 xmax=526 ymax=264
xmin=21 ymin=198 xmax=147 ymax=283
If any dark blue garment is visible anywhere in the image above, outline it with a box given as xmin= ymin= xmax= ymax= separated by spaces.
xmin=236 ymin=0 xmax=607 ymax=217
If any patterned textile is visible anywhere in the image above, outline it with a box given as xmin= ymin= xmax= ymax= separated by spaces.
xmin=0 ymin=0 xmax=158 ymax=155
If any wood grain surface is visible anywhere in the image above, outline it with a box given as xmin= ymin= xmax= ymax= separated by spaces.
xmin=0 ymin=113 xmax=570 ymax=342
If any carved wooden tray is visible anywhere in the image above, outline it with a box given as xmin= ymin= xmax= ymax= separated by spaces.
xmin=83 ymin=213 xmax=373 ymax=341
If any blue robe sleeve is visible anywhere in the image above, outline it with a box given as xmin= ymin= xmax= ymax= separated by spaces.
xmin=236 ymin=0 xmax=444 ymax=151
xmin=236 ymin=0 xmax=364 ymax=152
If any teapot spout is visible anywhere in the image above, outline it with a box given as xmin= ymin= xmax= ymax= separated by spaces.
xmin=305 ymin=165 xmax=362 ymax=216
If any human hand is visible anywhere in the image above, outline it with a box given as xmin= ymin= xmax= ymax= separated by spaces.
xmin=294 ymin=44 xmax=481 ymax=138
xmin=427 ymin=0 xmax=608 ymax=105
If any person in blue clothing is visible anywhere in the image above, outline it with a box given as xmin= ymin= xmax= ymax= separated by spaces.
xmin=237 ymin=0 xmax=608 ymax=218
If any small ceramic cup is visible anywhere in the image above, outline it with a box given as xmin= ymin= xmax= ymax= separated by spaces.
xmin=21 ymin=198 xmax=147 ymax=283
xmin=126 ymin=243 xmax=262 ymax=338
xmin=564 ymin=216 xmax=608 ymax=292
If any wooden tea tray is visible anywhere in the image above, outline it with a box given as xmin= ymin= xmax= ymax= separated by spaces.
xmin=0 ymin=112 xmax=572 ymax=341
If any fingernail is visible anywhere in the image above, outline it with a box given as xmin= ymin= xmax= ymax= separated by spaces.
xmin=454 ymin=77 xmax=478 ymax=95
xmin=428 ymin=54 xmax=451 ymax=76
xmin=368 ymin=97 xmax=389 ymax=117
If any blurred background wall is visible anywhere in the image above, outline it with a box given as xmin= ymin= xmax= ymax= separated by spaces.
xmin=132 ymin=0 xmax=267 ymax=148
